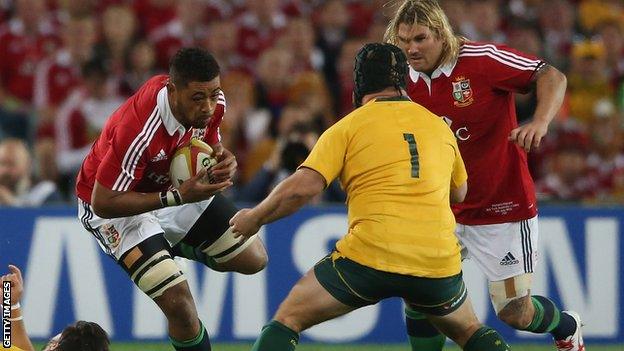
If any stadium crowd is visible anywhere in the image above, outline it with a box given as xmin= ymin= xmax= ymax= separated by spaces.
xmin=0 ymin=0 xmax=622 ymax=206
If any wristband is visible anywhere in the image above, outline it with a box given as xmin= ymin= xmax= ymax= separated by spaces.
xmin=160 ymin=189 xmax=184 ymax=207
xmin=11 ymin=302 xmax=20 ymax=310
xmin=8 ymin=315 xmax=23 ymax=322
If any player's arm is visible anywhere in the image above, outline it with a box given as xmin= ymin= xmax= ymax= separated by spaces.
xmin=1 ymin=265 xmax=35 ymax=351
xmin=92 ymin=169 xmax=232 ymax=219
xmin=450 ymin=140 xmax=468 ymax=204
xmin=509 ymin=65 xmax=567 ymax=152
xmin=450 ymin=181 xmax=467 ymax=203
xmin=230 ymin=168 xmax=326 ymax=238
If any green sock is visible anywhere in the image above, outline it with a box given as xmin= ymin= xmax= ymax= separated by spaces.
xmin=524 ymin=295 xmax=576 ymax=340
xmin=464 ymin=326 xmax=510 ymax=351
xmin=405 ymin=307 xmax=445 ymax=351
xmin=252 ymin=320 xmax=299 ymax=351
xmin=172 ymin=242 xmax=219 ymax=270
xmin=170 ymin=320 xmax=211 ymax=351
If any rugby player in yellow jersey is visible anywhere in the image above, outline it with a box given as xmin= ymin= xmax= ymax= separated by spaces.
xmin=230 ymin=43 xmax=511 ymax=351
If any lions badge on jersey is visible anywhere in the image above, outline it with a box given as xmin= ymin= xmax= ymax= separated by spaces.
xmin=100 ymin=224 xmax=121 ymax=249
xmin=452 ymin=76 xmax=474 ymax=107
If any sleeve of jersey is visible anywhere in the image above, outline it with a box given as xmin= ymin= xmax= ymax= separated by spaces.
xmin=298 ymin=123 xmax=348 ymax=187
xmin=205 ymin=91 xmax=226 ymax=145
xmin=95 ymin=122 xmax=150 ymax=192
xmin=450 ymin=139 xmax=468 ymax=189
xmin=464 ymin=43 xmax=545 ymax=93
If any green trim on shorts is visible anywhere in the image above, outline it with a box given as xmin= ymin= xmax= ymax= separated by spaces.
xmin=313 ymin=252 xmax=468 ymax=316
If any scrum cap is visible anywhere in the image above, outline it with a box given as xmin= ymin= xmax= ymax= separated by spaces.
xmin=353 ymin=43 xmax=408 ymax=107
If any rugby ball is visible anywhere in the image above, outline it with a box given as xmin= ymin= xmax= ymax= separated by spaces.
xmin=169 ymin=138 xmax=218 ymax=188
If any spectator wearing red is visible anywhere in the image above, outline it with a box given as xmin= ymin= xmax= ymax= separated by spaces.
xmin=34 ymin=14 xmax=97 ymax=137
xmin=276 ymin=18 xmax=324 ymax=74
xmin=203 ymin=20 xmax=248 ymax=75
xmin=55 ymin=59 xmax=124 ymax=181
xmin=150 ymin=0 xmax=209 ymax=71
xmin=120 ymin=40 xmax=159 ymax=96
xmin=0 ymin=0 xmax=59 ymax=105
xmin=236 ymin=0 xmax=288 ymax=63
xmin=94 ymin=4 xmax=137 ymax=80
xmin=132 ymin=0 xmax=176 ymax=36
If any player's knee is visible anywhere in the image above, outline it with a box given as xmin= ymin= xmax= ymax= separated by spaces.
xmin=211 ymin=236 xmax=268 ymax=274
xmin=497 ymin=299 xmax=533 ymax=329
xmin=157 ymin=283 xmax=198 ymax=328
xmin=236 ymin=240 xmax=268 ymax=274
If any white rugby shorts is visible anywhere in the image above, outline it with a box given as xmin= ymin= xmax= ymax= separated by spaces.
xmin=78 ymin=197 xmax=215 ymax=260
xmin=456 ymin=216 xmax=539 ymax=282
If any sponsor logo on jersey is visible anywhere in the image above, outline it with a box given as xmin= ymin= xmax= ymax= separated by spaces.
xmin=500 ymin=252 xmax=520 ymax=266
xmin=452 ymin=76 xmax=474 ymax=107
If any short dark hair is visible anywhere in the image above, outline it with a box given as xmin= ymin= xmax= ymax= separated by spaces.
xmin=353 ymin=43 xmax=408 ymax=107
xmin=169 ymin=47 xmax=220 ymax=87
xmin=56 ymin=321 xmax=110 ymax=351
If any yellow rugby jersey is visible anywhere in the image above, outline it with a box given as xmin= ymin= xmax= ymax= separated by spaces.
xmin=300 ymin=97 xmax=467 ymax=277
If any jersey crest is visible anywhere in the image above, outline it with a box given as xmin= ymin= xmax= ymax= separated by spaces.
xmin=452 ymin=76 xmax=474 ymax=107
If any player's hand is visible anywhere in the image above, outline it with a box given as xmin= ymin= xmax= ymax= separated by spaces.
xmin=1 ymin=265 xmax=24 ymax=304
xmin=508 ymin=119 xmax=549 ymax=153
xmin=230 ymin=208 xmax=262 ymax=239
xmin=210 ymin=146 xmax=237 ymax=183
xmin=178 ymin=168 xmax=233 ymax=203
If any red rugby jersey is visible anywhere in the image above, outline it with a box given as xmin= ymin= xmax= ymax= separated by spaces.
xmin=76 ymin=74 xmax=226 ymax=203
xmin=407 ymin=42 xmax=545 ymax=225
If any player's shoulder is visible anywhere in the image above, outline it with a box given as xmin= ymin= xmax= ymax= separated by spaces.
xmin=459 ymin=41 xmax=542 ymax=64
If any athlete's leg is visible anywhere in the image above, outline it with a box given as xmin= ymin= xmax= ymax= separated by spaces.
xmin=121 ymin=235 xmax=212 ymax=351
xmin=491 ymin=275 xmax=583 ymax=350
xmin=163 ymin=194 xmax=268 ymax=274
xmin=252 ymin=268 xmax=357 ymax=351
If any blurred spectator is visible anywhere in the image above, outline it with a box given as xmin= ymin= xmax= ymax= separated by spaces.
xmin=133 ymin=0 xmax=176 ymax=36
xmin=288 ymin=71 xmax=335 ymax=132
xmin=33 ymin=14 xmax=97 ymax=177
xmin=316 ymin=0 xmax=350 ymax=113
xmin=204 ymin=20 xmax=247 ymax=75
xmin=237 ymin=120 xmax=345 ymax=203
xmin=586 ymin=104 xmax=624 ymax=202
xmin=466 ymin=0 xmax=506 ymax=43
xmin=538 ymin=0 xmax=577 ymax=71
xmin=94 ymin=4 xmax=137 ymax=79
xmin=336 ymin=38 xmax=365 ymax=117
xmin=578 ymin=0 xmax=624 ymax=34
xmin=236 ymin=0 xmax=287 ymax=62
xmin=55 ymin=59 xmax=124 ymax=195
xmin=120 ymin=40 xmax=159 ymax=96
xmin=439 ymin=0 xmax=471 ymax=33
xmin=149 ymin=0 xmax=208 ymax=71
xmin=0 ymin=138 xmax=61 ymax=206
xmin=220 ymin=70 xmax=271 ymax=160
xmin=0 ymin=0 xmax=59 ymax=106
xmin=567 ymin=40 xmax=613 ymax=124
xmin=276 ymin=17 xmax=324 ymax=74
xmin=536 ymin=144 xmax=597 ymax=203
xmin=255 ymin=46 xmax=294 ymax=122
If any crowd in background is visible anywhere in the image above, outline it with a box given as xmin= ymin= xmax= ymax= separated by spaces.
xmin=0 ymin=0 xmax=622 ymax=206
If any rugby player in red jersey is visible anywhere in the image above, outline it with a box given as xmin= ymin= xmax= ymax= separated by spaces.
xmin=76 ymin=47 xmax=267 ymax=351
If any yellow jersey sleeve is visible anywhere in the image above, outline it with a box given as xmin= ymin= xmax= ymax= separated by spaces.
xmin=451 ymin=139 xmax=467 ymax=188
xmin=299 ymin=121 xmax=348 ymax=186
xmin=7 ymin=345 xmax=25 ymax=351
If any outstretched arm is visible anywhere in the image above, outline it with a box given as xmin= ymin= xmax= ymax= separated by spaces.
xmin=509 ymin=65 xmax=567 ymax=152
xmin=230 ymin=167 xmax=326 ymax=238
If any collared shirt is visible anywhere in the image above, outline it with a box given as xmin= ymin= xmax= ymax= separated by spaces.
xmin=407 ymin=41 xmax=545 ymax=225
xmin=76 ymin=75 xmax=226 ymax=203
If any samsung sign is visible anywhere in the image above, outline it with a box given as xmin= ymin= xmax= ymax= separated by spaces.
xmin=0 ymin=206 xmax=621 ymax=344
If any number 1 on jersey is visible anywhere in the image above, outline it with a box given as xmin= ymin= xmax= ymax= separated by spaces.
xmin=403 ymin=133 xmax=420 ymax=178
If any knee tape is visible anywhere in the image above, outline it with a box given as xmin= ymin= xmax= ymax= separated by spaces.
xmin=489 ymin=273 xmax=532 ymax=313
xmin=130 ymin=250 xmax=187 ymax=299
xmin=200 ymin=227 xmax=257 ymax=263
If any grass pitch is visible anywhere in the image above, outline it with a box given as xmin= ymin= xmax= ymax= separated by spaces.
xmin=53 ymin=343 xmax=621 ymax=350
